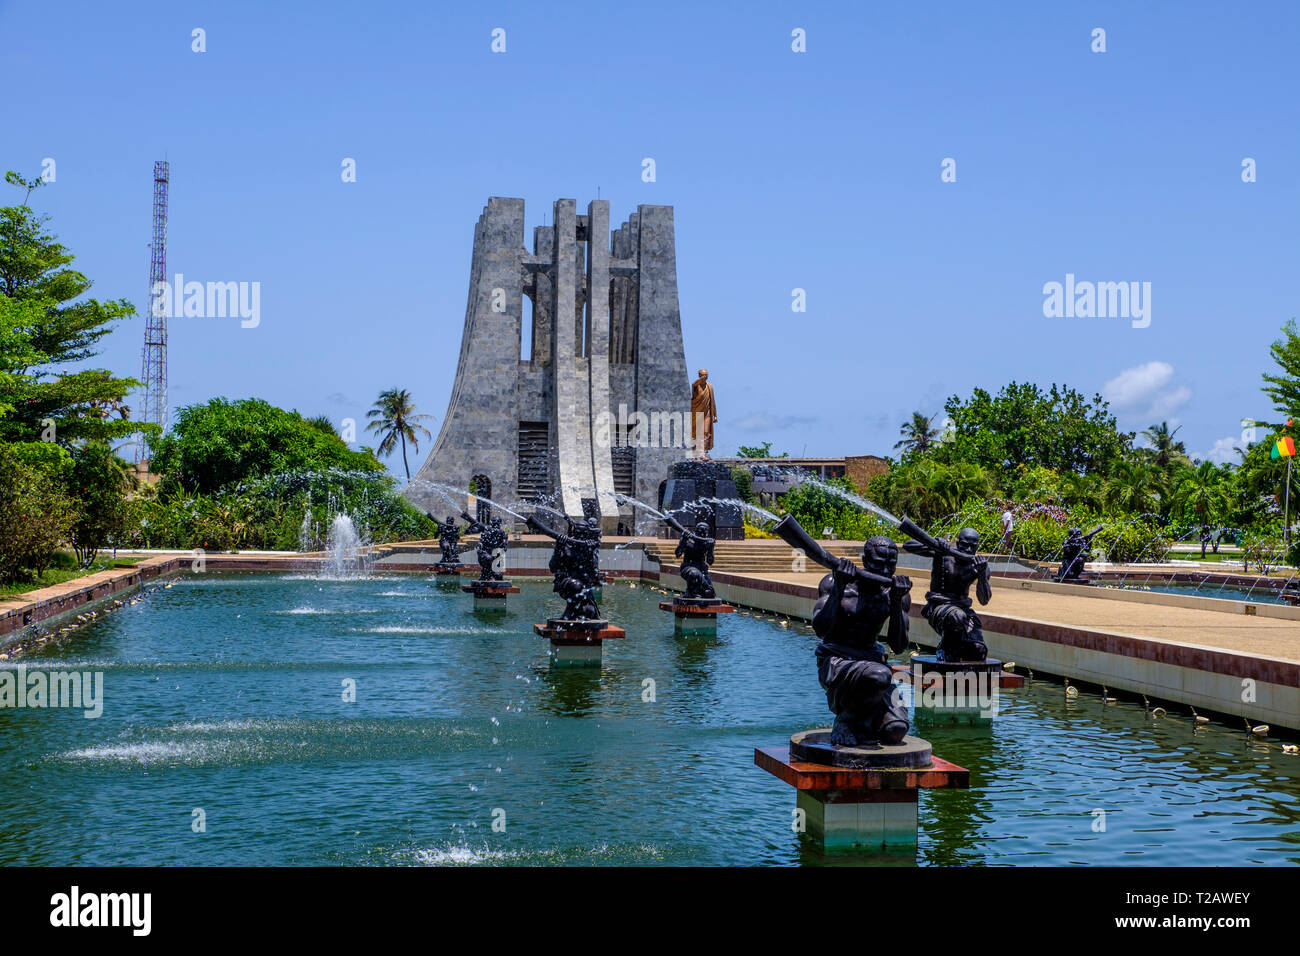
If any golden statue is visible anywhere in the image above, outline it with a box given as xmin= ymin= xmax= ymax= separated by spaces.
xmin=690 ymin=368 xmax=717 ymax=459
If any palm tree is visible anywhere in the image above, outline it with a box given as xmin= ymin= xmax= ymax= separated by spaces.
xmin=365 ymin=388 xmax=434 ymax=479
xmin=893 ymin=459 xmax=944 ymax=522
xmin=895 ymin=412 xmax=940 ymax=454
xmin=933 ymin=462 xmax=995 ymax=514
xmin=1173 ymin=461 xmax=1228 ymax=557
xmin=1140 ymin=421 xmax=1189 ymax=471
xmin=1103 ymin=459 xmax=1160 ymax=515
xmin=1060 ymin=472 xmax=1104 ymax=511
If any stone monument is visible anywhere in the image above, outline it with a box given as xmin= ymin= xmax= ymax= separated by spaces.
xmin=407 ymin=198 xmax=691 ymax=531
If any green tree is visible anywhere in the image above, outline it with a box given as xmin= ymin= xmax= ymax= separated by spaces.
xmin=1139 ymin=421 xmax=1189 ymax=471
xmin=932 ymin=461 xmax=995 ymax=514
xmin=1059 ymin=471 xmax=1104 ymax=511
xmin=365 ymin=388 xmax=435 ymax=479
xmin=150 ymin=397 xmax=383 ymax=494
xmin=68 ymin=442 xmax=134 ymax=567
xmin=894 ymin=411 xmax=940 ymax=455
xmin=1103 ymin=459 xmax=1160 ymax=515
xmin=1172 ymin=461 xmax=1229 ymax=557
xmin=934 ymin=382 xmax=1131 ymax=476
xmin=0 ymin=442 xmax=74 ymax=581
xmin=0 ymin=179 xmax=149 ymax=446
xmin=737 ymin=441 xmax=785 ymax=458
xmin=1262 ymin=319 xmax=1300 ymax=419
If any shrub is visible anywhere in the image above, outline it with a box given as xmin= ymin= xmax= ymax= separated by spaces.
xmin=0 ymin=442 xmax=75 ymax=581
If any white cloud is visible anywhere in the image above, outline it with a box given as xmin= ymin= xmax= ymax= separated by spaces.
xmin=1102 ymin=361 xmax=1192 ymax=425
xmin=1200 ymin=436 xmax=1244 ymax=465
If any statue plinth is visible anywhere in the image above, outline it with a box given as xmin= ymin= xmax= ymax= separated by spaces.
xmin=462 ymin=579 xmax=520 ymax=610
xmin=534 ymin=619 xmax=625 ymax=667
xmin=788 ymin=730 xmax=932 ymax=769
xmin=754 ymin=736 xmax=968 ymax=852
xmin=659 ymin=595 xmax=735 ymax=636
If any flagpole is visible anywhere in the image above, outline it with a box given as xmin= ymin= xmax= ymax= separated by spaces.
xmin=1287 ymin=457 xmax=1293 ymax=551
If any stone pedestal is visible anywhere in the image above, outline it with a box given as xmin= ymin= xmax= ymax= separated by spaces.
xmin=461 ymin=579 xmax=520 ymax=611
xmin=661 ymin=461 xmax=743 ymax=540
xmin=755 ymin=732 xmax=968 ymax=852
xmin=432 ymin=565 xmax=470 ymax=591
xmin=534 ymin=619 xmax=626 ymax=667
xmin=907 ymin=655 xmax=1021 ymax=726
xmin=659 ymin=596 xmax=735 ymax=635
xmin=1053 ymin=574 xmax=1094 ymax=586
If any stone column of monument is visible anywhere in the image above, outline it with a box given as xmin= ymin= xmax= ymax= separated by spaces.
xmin=583 ymin=200 xmax=620 ymax=521
xmin=409 ymin=197 xmax=525 ymax=512
xmin=631 ymin=206 xmax=691 ymax=507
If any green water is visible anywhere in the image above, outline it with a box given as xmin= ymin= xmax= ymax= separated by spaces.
xmin=1 ymin=572 xmax=1297 ymax=866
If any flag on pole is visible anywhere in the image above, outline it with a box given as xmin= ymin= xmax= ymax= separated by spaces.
xmin=1271 ymin=436 xmax=1295 ymax=459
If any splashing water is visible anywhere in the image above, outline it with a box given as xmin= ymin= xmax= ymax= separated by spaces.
xmin=794 ymin=475 xmax=901 ymax=527
xmin=406 ymin=479 xmax=530 ymax=522
xmin=298 ymin=507 xmax=316 ymax=552
xmin=323 ymin=514 xmax=369 ymax=578
xmin=695 ymin=497 xmax=781 ymax=524
xmin=614 ymin=493 xmax=667 ymax=519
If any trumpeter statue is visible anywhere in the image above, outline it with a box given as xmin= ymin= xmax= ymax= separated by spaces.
xmin=527 ymin=513 xmax=604 ymax=620
xmin=774 ymin=516 xmax=913 ymax=746
xmin=671 ymin=515 xmax=716 ymax=599
xmin=899 ymin=518 xmax=992 ymax=663
xmin=427 ymin=513 xmax=470 ymax=571
xmin=1055 ymin=524 xmax=1103 ymax=584
xmin=655 ymin=507 xmax=735 ymax=634
xmin=462 ymin=511 xmax=508 ymax=582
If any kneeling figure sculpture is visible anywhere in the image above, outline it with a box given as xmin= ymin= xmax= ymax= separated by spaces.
xmin=812 ymin=537 xmax=913 ymax=746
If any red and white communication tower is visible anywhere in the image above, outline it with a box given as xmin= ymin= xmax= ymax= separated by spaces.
xmin=138 ymin=160 xmax=169 ymax=463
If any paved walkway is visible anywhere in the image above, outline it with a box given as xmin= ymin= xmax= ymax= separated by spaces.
xmin=738 ymin=570 xmax=1300 ymax=664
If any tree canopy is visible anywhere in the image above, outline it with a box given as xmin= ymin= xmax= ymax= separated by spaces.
xmin=932 ymin=382 xmax=1131 ymax=476
xmin=149 ymin=397 xmax=384 ymax=494
xmin=0 ymin=182 xmax=147 ymax=447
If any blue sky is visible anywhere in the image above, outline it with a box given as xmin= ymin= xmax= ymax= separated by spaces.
xmin=4 ymin=0 xmax=1297 ymax=475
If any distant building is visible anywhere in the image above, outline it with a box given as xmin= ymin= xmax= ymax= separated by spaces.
xmin=715 ymin=455 xmax=889 ymax=496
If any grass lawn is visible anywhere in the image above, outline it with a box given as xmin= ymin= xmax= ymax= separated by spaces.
xmin=0 ymin=556 xmax=142 ymax=600
xmin=1166 ymin=551 xmax=1241 ymax=563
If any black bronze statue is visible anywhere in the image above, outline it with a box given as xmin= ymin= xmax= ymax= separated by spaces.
xmin=1055 ymin=524 xmax=1103 ymax=582
xmin=527 ymin=512 xmax=603 ymax=620
xmin=774 ymin=516 xmax=912 ymax=746
xmin=427 ymin=513 xmax=469 ymax=568
xmin=900 ymin=518 xmax=992 ymax=663
xmin=668 ymin=515 xmax=716 ymax=599
xmin=462 ymin=511 xmax=508 ymax=582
